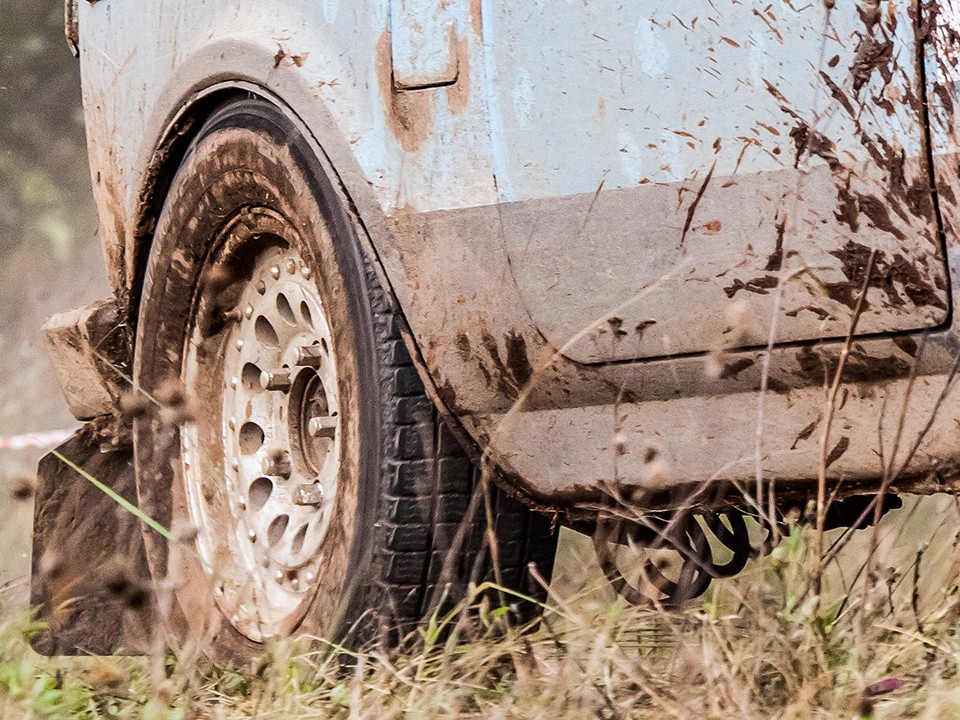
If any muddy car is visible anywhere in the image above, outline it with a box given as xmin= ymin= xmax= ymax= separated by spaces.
xmin=31 ymin=0 xmax=960 ymax=656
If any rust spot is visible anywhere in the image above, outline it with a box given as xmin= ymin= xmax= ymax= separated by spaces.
xmin=447 ymin=35 xmax=471 ymax=115
xmin=376 ymin=30 xmax=434 ymax=152
xmin=469 ymin=0 xmax=483 ymax=35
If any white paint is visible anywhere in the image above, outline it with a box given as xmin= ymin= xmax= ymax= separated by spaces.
xmin=478 ymin=0 xmax=516 ymax=200
xmin=655 ymin=128 xmax=684 ymax=183
xmin=512 ymin=69 xmax=534 ymax=128
xmin=748 ymin=28 xmax=767 ymax=87
xmin=322 ymin=0 xmax=339 ymax=24
xmin=634 ymin=17 xmax=668 ymax=78
xmin=617 ymin=127 xmax=645 ymax=185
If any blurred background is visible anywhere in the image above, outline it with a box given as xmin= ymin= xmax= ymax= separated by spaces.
xmin=0 ymin=0 xmax=109 ymax=605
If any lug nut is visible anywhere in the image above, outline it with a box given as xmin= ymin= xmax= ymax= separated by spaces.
xmin=295 ymin=482 xmax=324 ymax=506
xmin=295 ymin=345 xmax=324 ymax=368
xmin=286 ymin=259 xmax=297 ymax=274
xmin=308 ymin=415 xmax=337 ymax=438
xmin=269 ymin=266 xmax=281 ymax=280
xmin=259 ymin=370 xmax=292 ymax=392
xmin=262 ymin=449 xmax=292 ymax=478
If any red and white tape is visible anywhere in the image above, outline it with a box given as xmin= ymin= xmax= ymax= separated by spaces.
xmin=0 ymin=429 xmax=76 ymax=450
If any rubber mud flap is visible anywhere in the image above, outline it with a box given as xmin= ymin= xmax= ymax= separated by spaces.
xmin=30 ymin=421 xmax=155 ymax=655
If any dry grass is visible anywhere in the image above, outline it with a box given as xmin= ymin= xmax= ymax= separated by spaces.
xmin=1 ymin=506 xmax=960 ymax=719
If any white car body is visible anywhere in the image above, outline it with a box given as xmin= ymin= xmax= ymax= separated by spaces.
xmin=60 ymin=0 xmax=960 ymax=512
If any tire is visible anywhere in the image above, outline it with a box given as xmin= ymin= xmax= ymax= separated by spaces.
xmin=132 ymin=97 xmax=557 ymax=660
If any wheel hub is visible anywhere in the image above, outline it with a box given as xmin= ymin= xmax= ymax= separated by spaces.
xmin=182 ymin=244 xmax=339 ymax=640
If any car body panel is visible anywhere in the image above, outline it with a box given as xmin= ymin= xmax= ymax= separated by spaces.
xmin=65 ymin=0 xmax=960 ymax=509
xmin=483 ymin=0 xmax=949 ymax=363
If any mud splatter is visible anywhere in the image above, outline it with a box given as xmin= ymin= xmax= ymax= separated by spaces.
xmin=718 ymin=357 xmax=755 ymax=379
xmin=794 ymin=345 xmax=910 ymax=384
xmin=791 ymin=419 xmax=818 ymax=449
xmin=850 ymin=36 xmax=894 ymax=93
xmin=504 ymin=331 xmax=534 ymax=389
xmin=892 ymin=334 xmax=918 ymax=357
xmin=679 ymin=161 xmax=716 ymax=248
xmin=723 ymin=274 xmax=779 ymax=298
xmin=764 ymin=217 xmax=786 ymax=271
xmin=825 ymin=436 xmax=850 ymax=468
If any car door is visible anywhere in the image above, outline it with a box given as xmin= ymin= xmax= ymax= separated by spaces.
xmin=480 ymin=0 xmax=950 ymax=363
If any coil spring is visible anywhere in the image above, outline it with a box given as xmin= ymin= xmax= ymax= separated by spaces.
xmin=593 ymin=510 xmax=754 ymax=606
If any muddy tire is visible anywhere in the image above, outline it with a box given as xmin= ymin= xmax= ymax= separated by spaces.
xmin=132 ymin=97 xmax=556 ymax=660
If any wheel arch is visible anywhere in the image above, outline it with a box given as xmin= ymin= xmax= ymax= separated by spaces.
xmin=126 ymin=83 xmax=391 ymax=333
xmin=124 ymin=84 xmax=554 ymax=510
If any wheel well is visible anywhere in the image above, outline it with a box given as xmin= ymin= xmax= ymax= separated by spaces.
xmin=127 ymin=88 xmax=252 ymax=326
xmin=123 ymin=88 xmax=558 ymax=520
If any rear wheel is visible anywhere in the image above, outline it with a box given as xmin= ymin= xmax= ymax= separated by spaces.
xmin=132 ymin=98 xmax=557 ymax=659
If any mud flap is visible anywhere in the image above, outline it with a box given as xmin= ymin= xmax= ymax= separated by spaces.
xmin=30 ymin=421 xmax=154 ymax=655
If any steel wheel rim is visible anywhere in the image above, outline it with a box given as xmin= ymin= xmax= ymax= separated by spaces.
xmin=182 ymin=241 xmax=340 ymax=641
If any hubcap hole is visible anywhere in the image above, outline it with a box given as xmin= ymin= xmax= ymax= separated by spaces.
xmin=300 ymin=301 xmax=313 ymax=328
xmin=268 ymin=514 xmax=289 ymax=547
xmin=291 ymin=524 xmax=308 ymax=555
xmin=238 ymin=422 xmax=265 ymax=454
xmin=241 ymin=362 xmax=263 ymax=391
xmin=276 ymin=293 xmax=297 ymax=325
xmin=255 ymin=316 xmax=280 ymax=347
xmin=248 ymin=477 xmax=273 ymax=512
